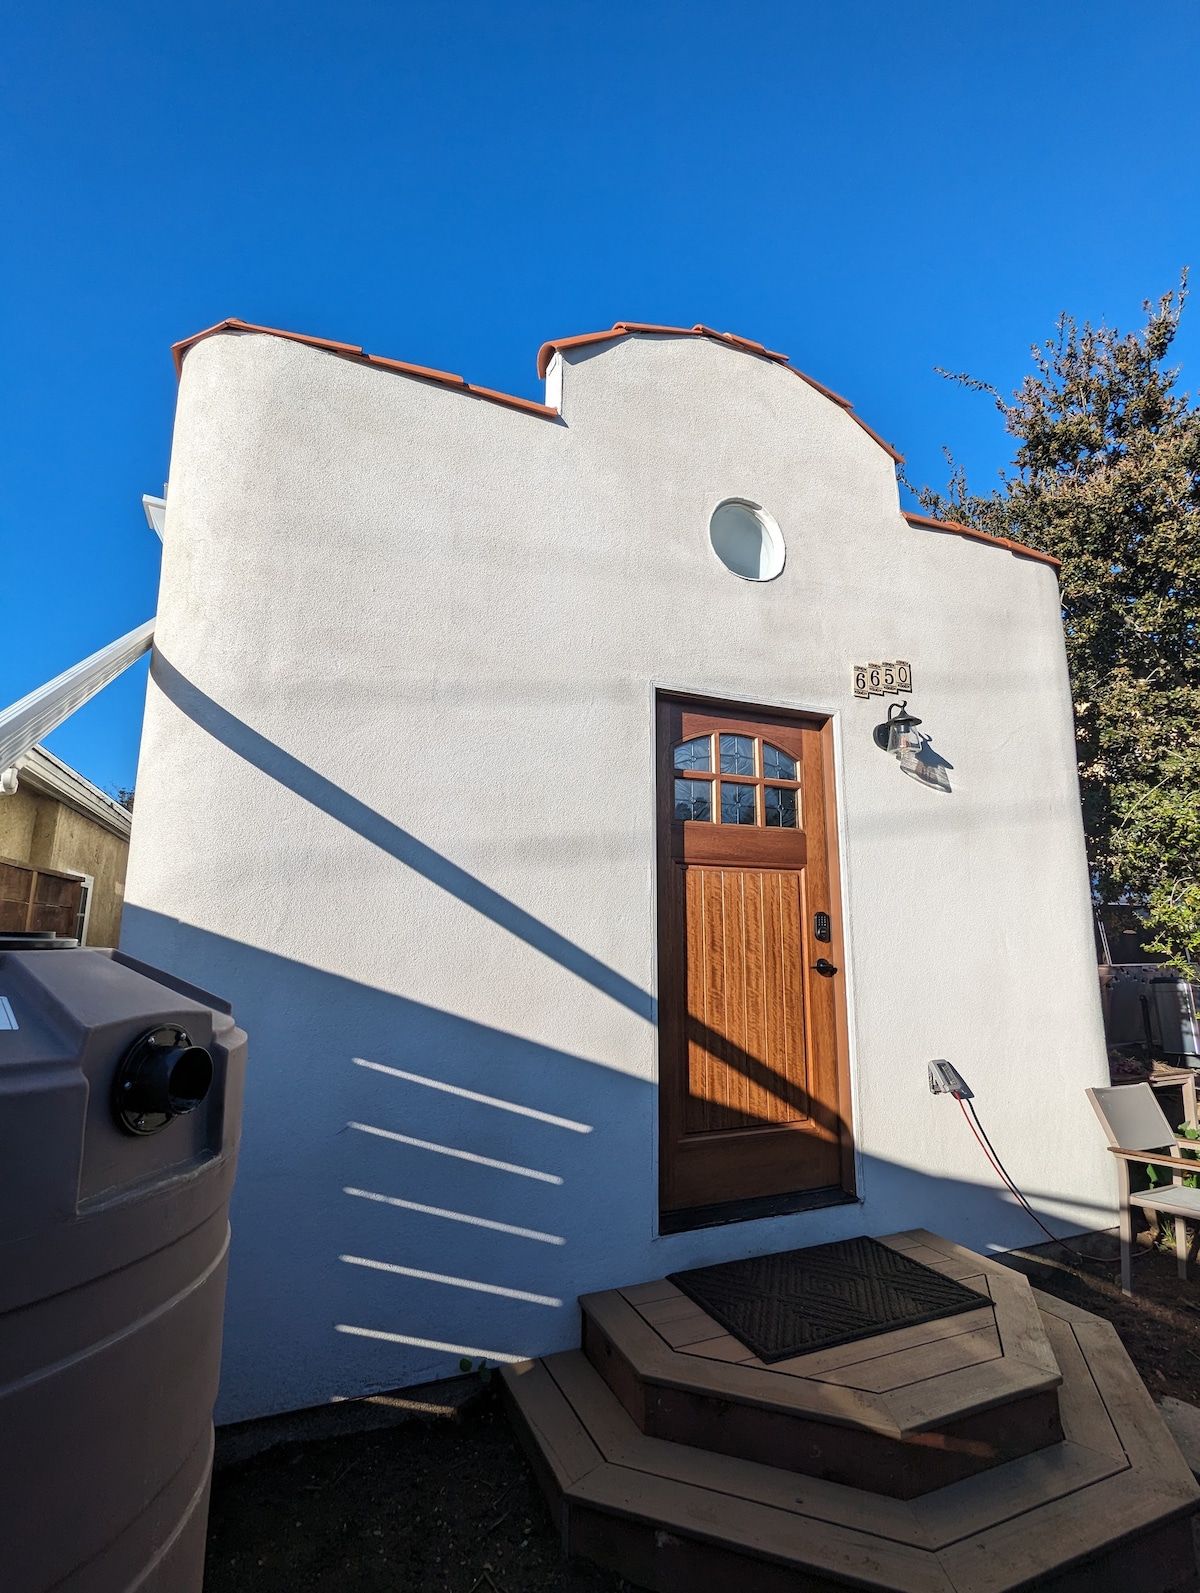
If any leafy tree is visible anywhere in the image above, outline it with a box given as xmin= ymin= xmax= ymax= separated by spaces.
xmin=910 ymin=275 xmax=1200 ymax=970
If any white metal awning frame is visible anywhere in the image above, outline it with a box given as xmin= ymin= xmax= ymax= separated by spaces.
xmin=0 ymin=618 xmax=156 ymax=792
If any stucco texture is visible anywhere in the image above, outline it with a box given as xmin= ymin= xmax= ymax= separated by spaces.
xmin=122 ymin=328 xmax=1111 ymax=1422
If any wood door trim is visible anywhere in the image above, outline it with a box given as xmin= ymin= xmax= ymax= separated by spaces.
xmin=822 ymin=716 xmax=857 ymax=1196
xmin=667 ymin=703 xmax=826 ymax=735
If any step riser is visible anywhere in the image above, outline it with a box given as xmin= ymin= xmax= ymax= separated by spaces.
xmin=583 ymin=1309 xmax=1063 ymax=1499
xmin=507 ymin=1401 xmax=571 ymax=1547
xmin=569 ymin=1506 xmax=869 ymax=1593
xmin=565 ymin=1500 xmax=1198 ymax=1593
xmin=642 ymin=1381 xmax=1062 ymax=1501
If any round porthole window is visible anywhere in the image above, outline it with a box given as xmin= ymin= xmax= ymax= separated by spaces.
xmin=709 ymin=500 xmax=785 ymax=582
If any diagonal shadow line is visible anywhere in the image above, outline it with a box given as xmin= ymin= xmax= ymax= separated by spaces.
xmin=687 ymin=1018 xmax=807 ymax=1117
xmin=684 ymin=1016 xmax=844 ymax=1139
xmin=151 ymin=653 xmax=655 ymax=1024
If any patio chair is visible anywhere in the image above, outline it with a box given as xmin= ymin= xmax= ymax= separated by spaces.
xmin=1087 ymin=1082 xmax=1200 ymax=1294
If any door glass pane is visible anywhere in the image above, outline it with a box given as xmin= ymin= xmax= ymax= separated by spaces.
xmin=675 ymin=779 xmax=712 ymax=821
xmin=673 ymin=736 xmax=711 ymax=772
xmin=720 ymin=782 xmax=757 ymax=825
xmin=764 ymin=786 xmax=798 ymax=828
xmin=719 ymin=733 xmax=755 ymax=775
xmin=763 ymin=743 xmax=796 ymax=781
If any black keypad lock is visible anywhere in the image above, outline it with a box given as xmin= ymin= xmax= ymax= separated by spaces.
xmin=814 ymin=911 xmax=831 ymax=942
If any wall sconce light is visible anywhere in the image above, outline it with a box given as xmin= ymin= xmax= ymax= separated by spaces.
xmin=873 ymin=700 xmax=922 ymax=758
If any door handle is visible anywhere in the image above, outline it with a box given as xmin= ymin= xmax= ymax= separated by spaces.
xmin=813 ymin=958 xmax=838 ymax=977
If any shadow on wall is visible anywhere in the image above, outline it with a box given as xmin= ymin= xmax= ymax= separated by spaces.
xmin=123 ymin=905 xmax=657 ymax=1423
xmin=150 ymin=653 xmax=654 ymax=1022
xmin=900 ymin=735 xmax=954 ymax=794
xmin=123 ymin=909 xmax=1117 ymax=1425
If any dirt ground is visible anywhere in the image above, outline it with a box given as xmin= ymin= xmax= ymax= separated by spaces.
xmin=1004 ymin=1229 xmax=1200 ymax=1407
xmin=204 ymin=1384 xmax=626 ymax=1593
xmin=204 ymin=1235 xmax=1200 ymax=1593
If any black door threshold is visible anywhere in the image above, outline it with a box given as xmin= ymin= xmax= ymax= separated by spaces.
xmin=659 ymin=1184 xmax=859 ymax=1235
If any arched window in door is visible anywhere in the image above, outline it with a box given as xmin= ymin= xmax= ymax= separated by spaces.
xmin=672 ymin=734 xmax=800 ymax=827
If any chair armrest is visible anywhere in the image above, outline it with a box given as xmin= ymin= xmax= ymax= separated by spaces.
xmin=1108 ymin=1146 xmax=1198 ymax=1172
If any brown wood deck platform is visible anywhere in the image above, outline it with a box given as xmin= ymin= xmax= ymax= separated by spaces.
xmin=503 ymin=1229 xmax=1200 ymax=1592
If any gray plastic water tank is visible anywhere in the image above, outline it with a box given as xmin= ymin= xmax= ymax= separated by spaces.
xmin=0 ymin=946 xmax=246 ymax=1593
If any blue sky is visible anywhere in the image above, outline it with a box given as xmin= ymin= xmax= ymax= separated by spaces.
xmin=2 ymin=1 xmax=1198 ymax=795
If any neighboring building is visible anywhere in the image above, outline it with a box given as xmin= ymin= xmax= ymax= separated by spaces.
xmin=123 ymin=318 xmax=1111 ymax=1424
xmin=0 ymin=744 xmax=131 ymax=946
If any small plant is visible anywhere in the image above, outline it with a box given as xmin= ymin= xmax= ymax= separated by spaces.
xmin=1146 ymin=1121 xmax=1200 ymax=1189
xmin=459 ymin=1356 xmax=492 ymax=1384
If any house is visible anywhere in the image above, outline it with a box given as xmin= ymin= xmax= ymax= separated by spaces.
xmin=0 ymin=743 xmax=132 ymax=946
xmin=120 ymin=318 xmax=1111 ymax=1424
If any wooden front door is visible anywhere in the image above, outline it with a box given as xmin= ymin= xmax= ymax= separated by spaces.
xmin=657 ymin=697 xmax=851 ymax=1222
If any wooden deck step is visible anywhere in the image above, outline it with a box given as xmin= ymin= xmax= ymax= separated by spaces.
xmin=503 ymin=1268 xmax=1200 ymax=1592
xmin=580 ymin=1231 xmax=1064 ymax=1497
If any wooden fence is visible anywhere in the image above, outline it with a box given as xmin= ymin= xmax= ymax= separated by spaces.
xmin=0 ymin=857 xmax=86 ymax=939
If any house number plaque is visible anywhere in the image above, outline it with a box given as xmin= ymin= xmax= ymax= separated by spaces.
xmin=853 ymin=660 xmax=912 ymax=699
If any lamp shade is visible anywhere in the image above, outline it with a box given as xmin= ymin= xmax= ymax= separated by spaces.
xmin=873 ymin=701 xmax=923 ymax=756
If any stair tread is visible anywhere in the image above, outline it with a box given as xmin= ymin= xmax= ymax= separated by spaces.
xmin=572 ymin=1461 xmax=953 ymax=1593
xmin=766 ymin=1306 xmax=997 ymax=1379
xmin=812 ymin=1323 xmax=1004 ymax=1393
xmin=1038 ymin=1309 xmax=1124 ymax=1460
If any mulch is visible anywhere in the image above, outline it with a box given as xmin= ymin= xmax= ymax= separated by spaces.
xmin=204 ymin=1234 xmax=1200 ymax=1593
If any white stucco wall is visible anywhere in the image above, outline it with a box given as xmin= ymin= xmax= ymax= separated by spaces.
xmin=122 ymin=328 xmax=1112 ymax=1422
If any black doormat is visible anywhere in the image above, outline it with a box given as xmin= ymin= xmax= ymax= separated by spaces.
xmin=667 ymin=1236 xmax=990 ymax=1363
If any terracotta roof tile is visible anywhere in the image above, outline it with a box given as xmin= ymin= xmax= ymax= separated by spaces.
xmin=171 ymin=319 xmax=558 ymax=420
xmin=902 ymin=510 xmax=1061 ymax=571
xmin=535 ymin=321 xmax=903 ymax=463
